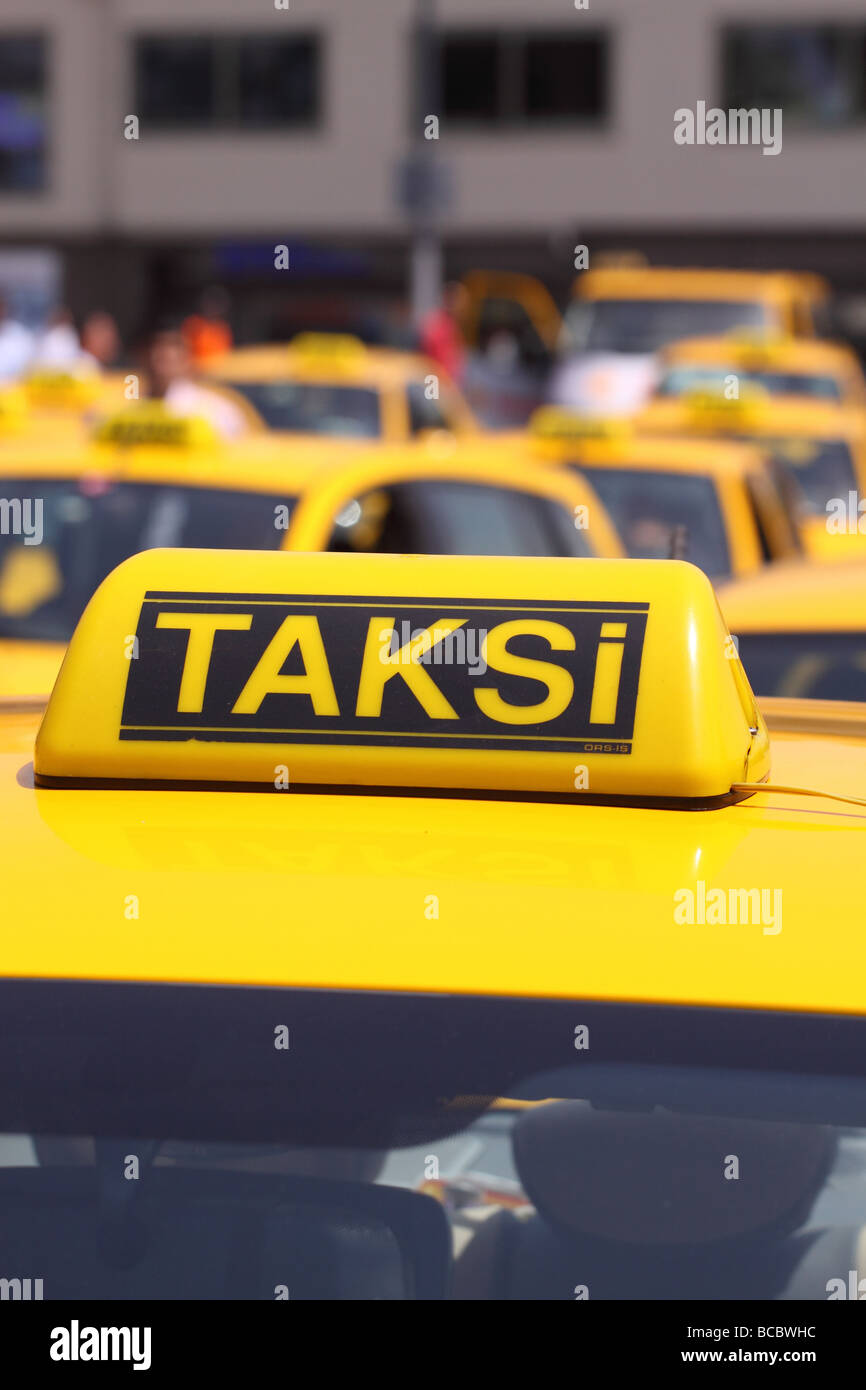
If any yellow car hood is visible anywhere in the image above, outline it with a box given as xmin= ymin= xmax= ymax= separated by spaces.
xmin=0 ymin=640 xmax=66 ymax=700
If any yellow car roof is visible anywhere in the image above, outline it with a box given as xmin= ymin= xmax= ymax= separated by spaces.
xmin=2 ymin=531 xmax=866 ymax=1018
xmin=640 ymin=395 xmax=866 ymax=442
xmin=282 ymin=439 xmax=622 ymax=556
xmin=524 ymin=423 xmax=767 ymax=480
xmin=0 ymin=430 xmax=614 ymax=538
xmin=717 ymin=558 xmax=866 ymax=633
xmin=0 ymin=646 xmax=65 ymax=702
xmin=576 ymin=268 xmax=800 ymax=305
xmin=201 ymin=339 xmax=440 ymax=388
xmin=1 ymin=708 xmax=863 ymax=1016
xmin=0 ymin=429 xmax=363 ymax=495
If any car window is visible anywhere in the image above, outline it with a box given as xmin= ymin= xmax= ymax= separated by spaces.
xmin=476 ymin=296 xmax=551 ymax=367
xmin=406 ymin=382 xmax=450 ymax=434
xmin=0 ymin=479 xmax=295 ymax=642
xmin=4 ymin=975 xmax=866 ymax=1303
xmin=327 ymin=480 xmax=593 ymax=557
xmin=578 ymin=465 xmax=731 ymax=578
xmin=657 ymin=365 xmax=842 ymax=402
xmin=735 ymin=631 xmax=866 ymax=700
xmin=219 ymin=380 xmax=382 ymax=437
xmin=562 ymin=298 xmax=772 ymax=355
xmin=743 ymin=437 xmax=858 ymax=514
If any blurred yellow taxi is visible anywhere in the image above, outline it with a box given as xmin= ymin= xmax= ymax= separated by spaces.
xmin=561 ymin=267 xmax=820 ymax=353
xmin=518 ymin=409 xmax=799 ymax=581
xmin=546 ymin=266 xmax=824 ymax=417
xmin=640 ymin=393 xmax=866 ymax=561
xmin=654 ymin=333 xmax=866 ymax=407
xmin=717 ymin=557 xmax=866 ymax=703
xmin=0 ymin=410 xmax=616 ymax=698
xmin=200 ymin=333 xmax=477 ymax=442
xmin=459 ymin=266 xmax=826 ymax=361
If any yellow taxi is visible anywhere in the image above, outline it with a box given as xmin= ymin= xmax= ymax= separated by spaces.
xmin=639 ymin=393 xmax=866 ymax=561
xmin=0 ymin=410 xmax=618 ymax=699
xmin=654 ymin=333 xmax=866 ymax=407
xmin=717 ymin=557 xmax=866 ymax=702
xmin=561 ymin=267 xmax=821 ymax=351
xmin=3 ymin=546 xmax=866 ymax=1302
xmin=546 ymin=267 xmax=825 ymax=417
xmin=459 ymin=267 xmax=825 ymax=360
xmin=199 ymin=332 xmax=477 ymax=441
xmin=516 ymin=409 xmax=799 ymax=582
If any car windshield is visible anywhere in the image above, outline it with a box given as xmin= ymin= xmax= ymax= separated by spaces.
xmin=2 ymin=979 xmax=865 ymax=1301
xmin=658 ymin=365 xmax=841 ymax=402
xmin=0 ymin=479 xmax=296 ymax=642
xmin=735 ymin=631 xmax=866 ymax=701
xmin=578 ymin=465 xmax=731 ymax=578
xmin=221 ymin=380 xmax=382 ymax=437
xmin=562 ymin=298 xmax=771 ymax=354
xmin=741 ymin=437 xmax=858 ymax=514
xmin=330 ymin=480 xmax=595 ymax=558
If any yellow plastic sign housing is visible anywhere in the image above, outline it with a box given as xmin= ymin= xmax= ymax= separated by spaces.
xmin=34 ymin=550 xmax=770 ymax=802
xmin=92 ymin=404 xmax=220 ymax=449
xmin=25 ymin=370 xmax=101 ymax=410
xmin=529 ymin=406 xmax=630 ymax=443
xmin=290 ymin=333 xmax=367 ymax=364
xmin=683 ymin=384 xmax=768 ymax=433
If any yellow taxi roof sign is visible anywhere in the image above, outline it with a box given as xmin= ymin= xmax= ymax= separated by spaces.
xmin=92 ymin=404 xmax=220 ymax=449
xmin=25 ymin=368 xmax=102 ymax=410
xmin=35 ymin=550 xmax=769 ymax=803
xmin=528 ymin=407 xmax=631 ymax=443
xmin=682 ymin=382 xmax=768 ymax=431
xmin=290 ymin=333 xmax=367 ymax=362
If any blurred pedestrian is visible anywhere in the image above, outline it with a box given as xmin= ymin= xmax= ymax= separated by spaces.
xmin=182 ymin=286 xmax=234 ymax=363
xmin=420 ymin=281 xmax=468 ymax=384
xmin=32 ymin=307 xmax=91 ymax=370
xmin=81 ymin=310 xmax=122 ymax=368
xmin=0 ymin=294 xmax=36 ymax=379
xmin=138 ymin=318 xmax=248 ymax=438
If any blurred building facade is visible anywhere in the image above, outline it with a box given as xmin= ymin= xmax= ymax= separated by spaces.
xmin=1 ymin=0 xmax=865 ymax=336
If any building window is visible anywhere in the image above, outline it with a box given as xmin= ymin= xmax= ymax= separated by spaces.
xmin=439 ymin=31 xmax=608 ymax=127
xmin=0 ymin=35 xmax=48 ymax=191
xmin=722 ymin=26 xmax=866 ymax=127
xmin=237 ymin=37 xmax=319 ymax=127
xmin=134 ymin=34 xmax=320 ymax=130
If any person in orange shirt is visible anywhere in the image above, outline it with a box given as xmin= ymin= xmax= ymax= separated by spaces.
xmin=182 ymin=286 xmax=234 ymax=363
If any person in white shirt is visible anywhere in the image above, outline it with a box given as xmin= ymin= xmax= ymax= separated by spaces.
xmin=0 ymin=296 xmax=36 ymax=380
xmin=32 ymin=307 xmax=92 ymax=370
xmin=139 ymin=319 xmax=248 ymax=439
